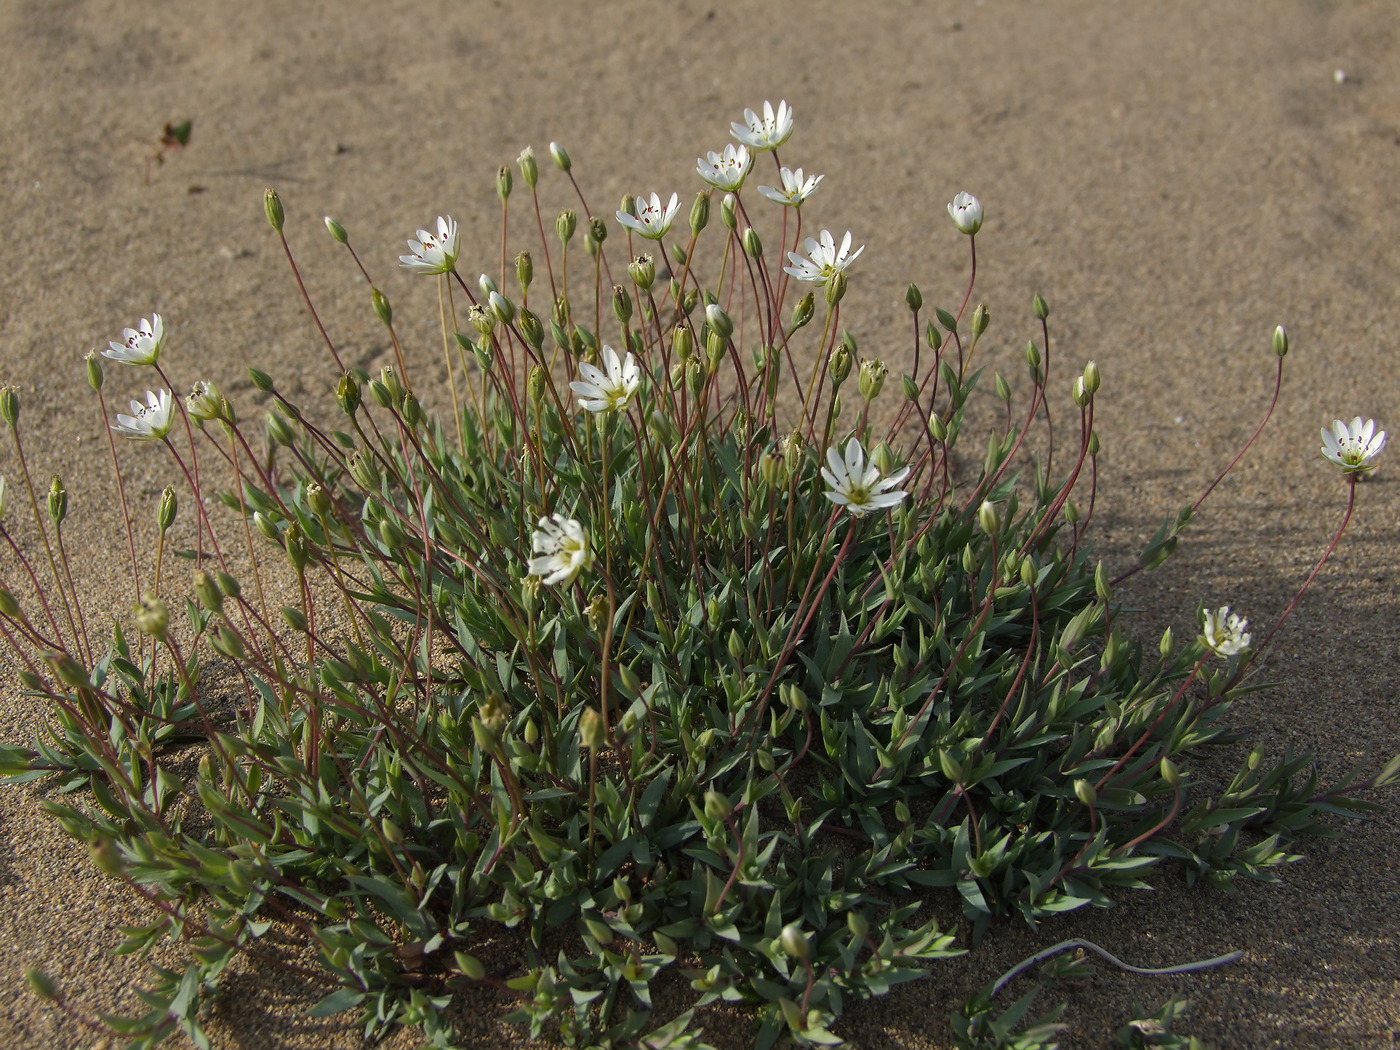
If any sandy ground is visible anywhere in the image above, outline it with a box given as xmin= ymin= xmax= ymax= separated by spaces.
xmin=1 ymin=1 xmax=1399 ymax=1047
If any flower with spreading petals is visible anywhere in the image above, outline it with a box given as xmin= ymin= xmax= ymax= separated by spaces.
xmin=696 ymin=143 xmax=752 ymax=192
xmin=570 ymin=344 xmax=640 ymax=413
xmin=731 ymin=100 xmax=794 ymax=151
xmin=821 ymin=438 xmax=910 ymax=517
xmin=103 ymin=315 xmax=166 ymax=367
xmin=784 ymin=230 xmax=864 ymax=285
xmin=111 ymin=389 xmax=174 ymax=441
xmin=1320 ymin=416 xmax=1385 ymax=473
xmin=615 ymin=192 xmax=680 ymax=241
xmin=758 ymin=167 xmax=823 ymax=207
xmin=528 ymin=513 xmax=592 ymax=586
xmin=1200 ymin=605 xmax=1251 ymax=658
xmin=399 ymin=216 xmax=459 ymax=274
xmin=947 ymin=191 xmax=983 ymax=235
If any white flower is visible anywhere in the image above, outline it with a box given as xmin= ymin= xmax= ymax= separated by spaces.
xmin=696 ymin=143 xmax=752 ymax=192
xmin=1201 ymin=605 xmax=1251 ymax=658
xmin=399 ymin=216 xmax=459 ymax=274
xmin=186 ymin=380 xmax=222 ymax=423
xmin=947 ymin=191 xmax=983 ymax=235
xmin=616 ymin=192 xmax=680 ymax=241
xmin=758 ymin=167 xmax=823 ymax=207
xmin=111 ymin=389 xmax=174 ymax=441
xmin=783 ymin=230 xmax=864 ymax=285
xmin=820 ymin=438 xmax=910 ymax=517
xmin=103 ymin=315 xmax=166 ymax=367
xmin=570 ymin=344 xmax=641 ymax=413
xmin=1320 ymin=416 xmax=1385 ymax=473
xmin=528 ymin=513 xmax=592 ymax=586
xmin=731 ymin=100 xmax=794 ymax=151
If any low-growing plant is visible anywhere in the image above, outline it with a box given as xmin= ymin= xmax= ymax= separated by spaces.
xmin=2 ymin=102 xmax=1396 ymax=1049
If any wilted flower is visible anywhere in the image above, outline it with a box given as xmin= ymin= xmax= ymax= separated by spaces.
xmin=1320 ymin=416 xmax=1385 ymax=473
xmin=947 ymin=191 xmax=983 ymax=235
xmin=186 ymin=380 xmax=222 ymax=423
xmin=398 ymin=216 xmax=459 ymax=274
xmin=821 ymin=437 xmax=910 ymax=517
xmin=615 ymin=192 xmax=680 ymax=241
xmin=528 ymin=513 xmax=592 ymax=586
xmin=730 ymin=100 xmax=794 ymax=151
xmin=1200 ymin=605 xmax=1251 ymax=658
xmin=570 ymin=344 xmax=640 ymax=413
xmin=111 ymin=389 xmax=174 ymax=441
xmin=758 ymin=166 xmax=823 ymax=207
xmin=103 ymin=315 xmax=166 ymax=367
xmin=696 ymin=143 xmax=752 ymax=192
xmin=783 ymin=230 xmax=864 ymax=285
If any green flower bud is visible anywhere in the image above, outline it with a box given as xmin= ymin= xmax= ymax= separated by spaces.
xmin=742 ymin=226 xmax=762 ymax=258
xmin=47 ymin=475 xmax=67 ymax=528
xmin=612 ymin=285 xmax=633 ymax=325
xmin=85 ymin=351 xmax=103 ymax=393
xmin=1160 ymin=756 xmax=1181 ymax=787
xmin=44 ymin=650 xmax=90 ymax=689
xmin=779 ymin=923 xmax=811 ymax=962
xmin=284 ymin=521 xmax=310 ymax=572
xmin=266 ymin=411 xmax=295 ymax=449
xmin=263 ymin=188 xmax=284 ymax=232
xmin=496 ymin=164 xmax=512 ymax=202
xmin=1083 ymin=360 xmax=1101 ymax=395
xmin=1088 ymin=430 xmax=1100 ymax=456
xmin=673 ymin=323 xmax=694 ymax=363
xmin=556 ymin=209 xmax=577 ymax=244
xmin=587 ymin=216 xmax=607 ymax=251
xmin=938 ymin=749 xmax=964 ymax=784
xmin=517 ymin=145 xmax=538 ymax=189
xmin=527 ymin=364 xmax=547 ymax=409
xmin=790 ymin=293 xmax=815 ymax=330
xmin=0 ymin=587 xmax=18 ymax=617
xmin=401 ymin=391 xmax=425 ymax=427
xmin=156 ymin=485 xmax=177 ymax=532
xmin=253 ymin=511 xmax=280 ymax=543
xmin=193 ymin=569 xmax=223 ymax=613
xmin=824 ymin=271 xmax=847 ymax=305
xmin=1073 ymin=778 xmax=1097 ymax=807
xmin=847 ymin=911 xmax=869 ymax=938
xmin=216 ymin=571 xmax=242 ymax=600
xmin=759 ymin=451 xmax=786 ymax=488
xmin=24 ymin=967 xmax=57 ymax=1002
xmin=248 ymin=368 xmax=274 ymax=393
xmin=720 ymin=193 xmax=737 ymax=231
xmin=928 ymin=412 xmax=947 ymax=442
xmin=619 ymin=192 xmax=636 ymax=220
xmin=628 ymin=253 xmax=655 ymax=291
xmin=978 ymin=500 xmax=1002 ymax=536
xmin=135 ymin=594 xmax=169 ymax=640
xmin=549 ymin=141 xmax=571 ymax=172
xmin=935 ymin=307 xmax=958 ymax=332
xmin=685 ymin=357 xmax=707 ymax=400
xmin=782 ymin=430 xmax=804 ymax=474
xmin=857 ymin=358 xmax=887 ymax=401
xmin=368 ymin=378 xmax=392 ymax=408
xmin=1033 ymin=293 xmax=1049 ymax=320
xmin=906 ymin=283 xmax=923 ymax=313
xmin=515 ymin=250 xmax=533 ymax=294
xmin=828 ymin=345 xmax=852 ymax=388
xmin=871 ymin=441 xmax=897 ymax=475
xmin=1072 ymin=375 xmax=1090 ymax=407
xmin=1160 ymin=626 xmax=1174 ymax=657
xmin=900 ymin=374 xmax=920 ymax=402
xmin=0 ymin=386 xmax=17 ymax=427
xmin=994 ymin=373 xmax=1012 ymax=403
xmin=705 ymin=302 xmax=733 ymax=341
xmin=702 ymin=790 xmax=731 ymax=822
xmin=379 ymin=366 xmax=405 ymax=403
xmin=371 ymin=287 xmax=393 ymax=327
xmin=281 ymin=604 xmax=308 ymax=634
xmin=971 ymin=302 xmax=990 ymax=338
xmin=689 ymin=190 xmax=711 ymax=236
xmin=347 ymin=449 xmax=381 ymax=490
xmin=324 ymin=216 xmax=348 ymax=244
xmin=1272 ymin=324 xmax=1289 ymax=358
xmin=579 ymin=707 xmax=607 ymax=750
xmin=336 ymin=372 xmax=361 ymax=416
xmin=478 ymin=272 xmax=498 ymax=297
xmin=489 ymin=291 xmax=516 ymax=325
xmin=472 ymin=342 xmax=494 ymax=374
xmin=518 ymin=308 xmax=544 ymax=349
xmin=926 ymin=320 xmax=943 ymax=351
xmin=1025 ymin=341 xmax=1042 ymax=371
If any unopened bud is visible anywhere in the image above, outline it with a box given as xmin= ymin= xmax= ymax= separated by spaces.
xmin=266 ymin=410 xmax=295 ymax=448
xmin=47 ymin=475 xmax=67 ymax=527
xmin=971 ymin=302 xmax=990 ymax=338
xmin=720 ymin=193 xmax=737 ymax=231
xmin=824 ymin=271 xmax=847 ymax=305
xmin=1073 ymin=778 xmax=1097 ymax=807
xmin=517 ymin=145 xmax=538 ymax=189
xmin=324 ymin=216 xmax=348 ymax=244
xmin=673 ymin=324 xmax=694 ymax=363
xmin=742 ymin=226 xmax=762 ymax=258
xmin=156 ymin=486 xmax=177 ymax=532
xmin=0 ymin=387 xmax=17 ymax=427
xmin=1083 ymin=360 xmax=1101 ymax=395
xmin=248 ymin=367 xmax=274 ymax=392
xmin=790 ymin=293 xmax=815 ymax=331
xmin=556 ymin=209 xmax=577 ymax=244
xmin=496 ymin=164 xmax=512 ymax=202
xmin=978 ymin=500 xmax=1001 ymax=536
xmin=827 ymin=345 xmax=852 ymax=388
xmin=85 ymin=351 xmax=103 ymax=392
xmin=193 ymin=569 xmax=223 ymax=613
xmin=489 ymin=290 xmax=516 ymax=325
xmin=516 ymin=250 xmax=533 ymax=294
xmin=135 ymin=594 xmax=169 ymax=640
xmin=705 ymin=302 xmax=733 ymax=341
xmin=906 ymin=283 xmax=923 ymax=313
xmin=549 ymin=141 xmax=571 ymax=172
xmin=371 ymin=287 xmax=392 ymax=327
xmin=263 ymin=188 xmax=284 ymax=232
xmin=779 ymin=923 xmax=811 ymax=961
xmin=612 ymin=285 xmax=633 ymax=325
xmin=703 ymin=790 xmax=731 ymax=822
xmin=1272 ymin=324 xmax=1289 ymax=358
xmin=1033 ymin=293 xmax=1049 ymax=320
xmin=689 ymin=190 xmax=711 ymax=236
xmin=579 ymin=707 xmax=607 ymax=749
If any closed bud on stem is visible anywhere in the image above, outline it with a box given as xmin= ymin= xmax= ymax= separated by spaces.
xmin=0 ymin=588 xmax=18 ymax=617
xmin=216 ymin=571 xmax=242 ymax=600
xmin=556 ymin=209 xmax=576 ymax=244
xmin=135 ymin=594 xmax=169 ymax=640
xmin=780 ymin=923 xmax=811 ymax=962
xmin=1088 ymin=430 xmax=1100 ymax=456
xmin=336 ymin=372 xmax=361 ymax=416
xmin=971 ymin=302 xmax=990 ymax=338
xmin=1160 ymin=757 xmax=1181 ymax=787
xmin=995 ymin=373 xmax=1012 ymax=403
xmin=248 ymin=368 xmax=274 ymax=392
xmin=579 ymin=706 xmax=607 ymax=750
xmin=379 ymin=367 xmax=405 ymax=404
xmin=193 ymin=569 xmax=223 ymax=613
xmin=527 ymin=364 xmax=547 ymax=408
xmin=478 ymin=272 xmax=498 ymax=297
xmin=628 ymin=253 xmax=655 ymax=290
xmin=515 ymin=250 xmax=533 ymax=294
xmin=1072 ymin=375 xmax=1089 ymax=407
xmin=85 ymin=351 xmax=103 ymax=392
xmin=872 ymin=442 xmax=897 ymax=475
xmin=400 ymin=392 xmax=425 ymax=427
xmin=742 ymin=226 xmax=762 ymax=258
xmin=266 ymin=410 xmax=295 ymax=448
xmin=673 ymin=323 xmax=694 ymax=363
xmin=1073 ymin=778 xmax=1097 ymax=807
xmin=928 ymin=412 xmax=947 ymax=442
xmin=720 ymin=193 xmax=737 ymax=231
xmin=978 ymin=500 xmax=1002 ymax=536
xmin=496 ymin=164 xmax=512 ymax=202
xmin=1020 ymin=555 xmax=1037 ymax=588
xmin=705 ymin=302 xmax=733 ymax=341
xmin=906 ymin=283 xmax=923 ymax=313
xmin=281 ymin=604 xmax=308 ymax=634
xmin=473 ymin=340 xmax=494 ymax=375
xmin=44 ymin=650 xmax=90 ymax=690
xmin=689 ymin=190 xmax=711 ymax=235
xmin=1025 ymin=341 xmax=1042 ymax=371
xmin=24 ymin=968 xmax=57 ymax=1002
xmin=1083 ymin=360 xmax=1101 ymax=395
xmin=703 ymin=790 xmax=731 ymax=822
xmin=489 ymin=290 xmax=516 ymax=325
xmin=263 ymin=188 xmax=284 ymax=232
xmin=47 ymin=475 xmax=67 ymax=527
xmin=926 ymin=321 xmax=943 ymax=351
xmin=685 ymin=357 xmax=707 ymax=400
xmin=284 ymin=521 xmax=310 ymax=572
xmin=901 ymin=374 xmax=919 ymax=402
xmin=210 ymin=626 xmax=245 ymax=660
xmin=1159 ymin=625 xmax=1174 ymax=657
xmin=938 ymin=749 xmax=965 ymax=784
xmin=612 ymin=285 xmax=633 ymax=325
xmin=518 ymin=308 xmax=544 ymax=349
xmin=726 ymin=628 xmax=745 ymax=664
xmin=253 ymin=511 xmax=280 ymax=543
xmin=790 ymin=293 xmax=815 ymax=331
xmin=858 ymin=358 xmax=887 ymax=401
xmin=517 ymin=145 xmax=537 ymax=189
xmin=324 ymin=216 xmax=348 ymax=244
xmin=759 ymin=451 xmax=786 ymax=488
xmin=827 ymin=345 xmax=852 ymax=388
xmin=1033 ymin=293 xmax=1050 ymax=320
xmin=371 ymin=287 xmax=392 ymax=327
xmin=619 ymin=193 xmax=635 ymax=220
xmin=549 ymin=141 xmax=571 ymax=172
xmin=824 ymin=271 xmax=847 ymax=305
xmin=0 ymin=386 xmax=17 ymax=427
xmin=1272 ymin=324 xmax=1289 ymax=358
xmin=156 ymin=485 xmax=177 ymax=533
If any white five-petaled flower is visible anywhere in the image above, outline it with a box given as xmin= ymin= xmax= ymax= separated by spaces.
xmin=103 ymin=314 xmax=166 ymax=367
xmin=569 ymin=344 xmax=641 ymax=413
xmin=758 ymin=166 xmax=823 ymax=207
xmin=528 ymin=513 xmax=592 ymax=587
xmin=821 ymin=438 xmax=910 ymax=517
xmin=730 ymin=100 xmax=794 ymax=151
xmin=616 ymin=192 xmax=680 ymax=241
xmin=696 ymin=143 xmax=753 ymax=192
xmin=947 ymin=191 xmax=983 ymax=235
xmin=1201 ymin=605 xmax=1251 ymax=658
xmin=784 ymin=230 xmax=865 ymax=285
xmin=1320 ymin=416 xmax=1386 ymax=473
xmin=399 ymin=216 xmax=460 ymax=274
xmin=111 ymin=389 xmax=174 ymax=441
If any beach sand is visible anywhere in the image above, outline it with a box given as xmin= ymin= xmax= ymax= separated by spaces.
xmin=1 ymin=1 xmax=1398 ymax=1046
